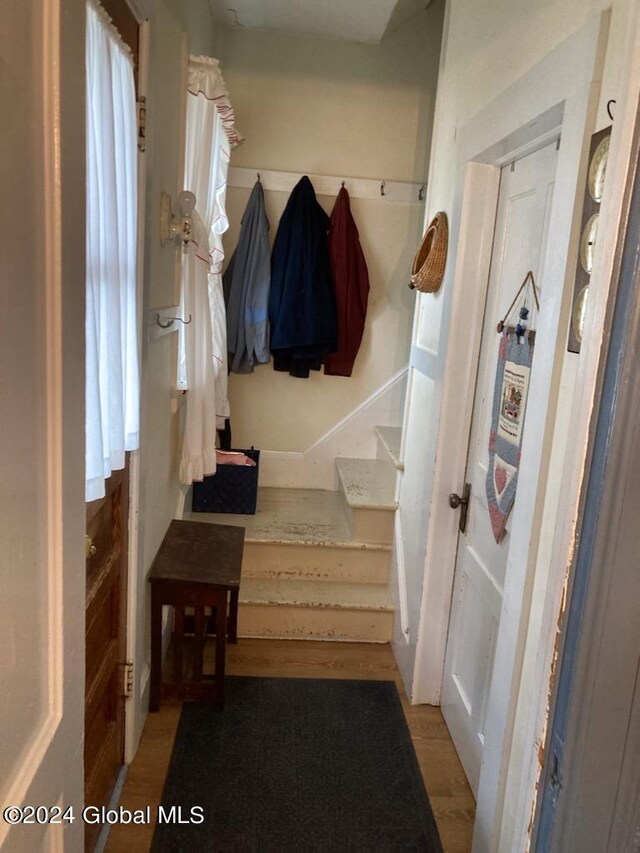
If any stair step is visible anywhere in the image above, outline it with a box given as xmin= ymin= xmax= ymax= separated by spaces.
xmin=240 ymin=579 xmax=392 ymax=609
xmin=184 ymin=485 xmax=395 ymax=639
xmin=242 ymin=540 xmax=391 ymax=584
xmin=335 ymin=458 xmax=397 ymax=545
xmin=238 ymin=579 xmax=393 ymax=642
xmin=336 ymin=458 xmax=397 ymax=510
xmin=375 ymin=425 xmax=404 ymax=471
xmin=184 ymin=487 xmax=352 ymax=544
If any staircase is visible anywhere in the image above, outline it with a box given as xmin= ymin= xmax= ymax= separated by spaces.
xmin=183 ymin=426 xmax=402 ymax=642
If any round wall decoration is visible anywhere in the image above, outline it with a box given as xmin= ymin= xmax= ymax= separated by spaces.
xmin=579 ymin=213 xmax=599 ymax=274
xmin=588 ymin=135 xmax=610 ymax=202
xmin=409 ymin=211 xmax=448 ymax=293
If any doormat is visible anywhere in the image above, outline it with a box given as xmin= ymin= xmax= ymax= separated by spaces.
xmin=151 ymin=676 xmax=443 ymax=853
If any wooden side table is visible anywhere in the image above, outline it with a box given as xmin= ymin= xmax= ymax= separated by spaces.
xmin=149 ymin=520 xmax=244 ymax=711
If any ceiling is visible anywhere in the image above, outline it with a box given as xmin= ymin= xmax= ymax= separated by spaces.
xmin=210 ymin=0 xmax=429 ymax=44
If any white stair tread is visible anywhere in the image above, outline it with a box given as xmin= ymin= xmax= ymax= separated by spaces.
xmin=336 ymin=458 xmax=397 ymax=510
xmin=240 ymin=579 xmax=393 ymax=611
xmin=185 ymin=487 xmax=364 ymax=546
xmin=375 ymin=425 xmax=404 ymax=470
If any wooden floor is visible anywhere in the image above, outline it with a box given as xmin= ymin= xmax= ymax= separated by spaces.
xmin=106 ymin=639 xmax=475 ymax=853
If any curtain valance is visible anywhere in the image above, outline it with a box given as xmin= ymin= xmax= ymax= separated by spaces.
xmin=187 ymin=55 xmax=244 ymax=148
xmin=87 ymin=0 xmax=134 ymax=63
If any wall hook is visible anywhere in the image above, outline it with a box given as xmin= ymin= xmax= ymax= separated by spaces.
xmin=341 ymin=180 xmax=345 ymax=188
xmin=155 ymin=313 xmax=192 ymax=329
xmin=607 ymin=99 xmax=616 ymax=122
xmin=380 ymin=180 xmax=386 ymax=197
xmin=418 ymin=185 xmax=425 ymax=201
xmin=257 ymin=172 xmax=261 ymax=182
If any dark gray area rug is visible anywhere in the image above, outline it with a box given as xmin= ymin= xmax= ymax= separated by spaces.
xmin=151 ymin=676 xmax=443 ymax=852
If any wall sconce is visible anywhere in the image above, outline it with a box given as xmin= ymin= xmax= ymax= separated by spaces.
xmin=160 ymin=190 xmax=197 ymax=250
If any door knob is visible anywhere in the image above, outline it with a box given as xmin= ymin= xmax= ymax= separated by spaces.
xmin=448 ymin=492 xmax=467 ymax=509
xmin=448 ymin=483 xmax=471 ymax=533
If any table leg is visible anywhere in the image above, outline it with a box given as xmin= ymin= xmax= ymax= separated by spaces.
xmin=150 ymin=585 xmax=162 ymax=712
xmin=172 ymin=605 xmax=185 ymax=685
xmin=193 ymin=605 xmax=206 ymax=683
xmin=213 ymin=590 xmax=228 ymax=709
xmin=228 ymin=588 xmax=239 ymax=644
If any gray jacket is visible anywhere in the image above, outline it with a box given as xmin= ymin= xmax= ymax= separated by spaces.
xmin=223 ymin=181 xmax=271 ymax=373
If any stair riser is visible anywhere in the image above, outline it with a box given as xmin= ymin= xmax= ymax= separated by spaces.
xmin=238 ymin=603 xmax=393 ymax=642
xmin=242 ymin=541 xmax=391 ymax=584
xmin=376 ymin=440 xmax=392 ymax=465
xmin=345 ymin=504 xmax=395 ymax=545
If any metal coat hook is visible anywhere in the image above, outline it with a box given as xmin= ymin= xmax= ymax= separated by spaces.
xmin=380 ymin=180 xmax=386 ymax=197
xmin=418 ymin=185 xmax=425 ymax=201
xmin=341 ymin=180 xmax=345 ymax=188
xmin=607 ymin=99 xmax=616 ymax=122
xmin=155 ymin=313 xmax=192 ymax=329
xmin=256 ymin=172 xmax=261 ymax=182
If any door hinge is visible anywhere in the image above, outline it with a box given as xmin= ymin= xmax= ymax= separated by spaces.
xmin=121 ymin=660 xmax=134 ymax=698
xmin=137 ymin=96 xmax=146 ymax=153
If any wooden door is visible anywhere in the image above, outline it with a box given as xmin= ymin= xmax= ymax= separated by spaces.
xmin=441 ymin=142 xmax=558 ymax=794
xmin=85 ymin=466 xmax=130 ymax=851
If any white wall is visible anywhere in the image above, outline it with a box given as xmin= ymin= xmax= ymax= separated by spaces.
xmin=127 ymin=0 xmax=217 ymax=753
xmin=165 ymin=0 xmax=216 ymax=55
xmin=212 ymin=7 xmax=443 ymax=456
xmin=398 ymin=0 xmax=633 ymax=849
xmin=0 ymin=1 xmax=86 ymax=849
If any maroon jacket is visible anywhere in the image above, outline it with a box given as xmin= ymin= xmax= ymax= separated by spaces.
xmin=324 ymin=187 xmax=370 ymax=377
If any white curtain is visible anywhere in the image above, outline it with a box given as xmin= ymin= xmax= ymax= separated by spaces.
xmin=85 ymin=0 xmax=139 ymax=502
xmin=178 ymin=212 xmax=219 ymax=483
xmin=178 ymin=56 xmax=241 ymax=483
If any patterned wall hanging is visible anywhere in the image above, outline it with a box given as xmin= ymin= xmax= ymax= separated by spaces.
xmin=486 ymin=271 xmax=538 ymax=543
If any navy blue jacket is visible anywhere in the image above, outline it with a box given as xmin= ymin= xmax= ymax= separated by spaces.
xmin=269 ymin=176 xmax=337 ymax=378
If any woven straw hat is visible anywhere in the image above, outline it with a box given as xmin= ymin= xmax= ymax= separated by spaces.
xmin=409 ymin=211 xmax=448 ymax=293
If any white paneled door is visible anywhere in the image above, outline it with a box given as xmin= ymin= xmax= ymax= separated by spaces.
xmin=0 ymin=2 xmax=86 ymax=851
xmin=441 ymin=142 xmax=558 ymax=795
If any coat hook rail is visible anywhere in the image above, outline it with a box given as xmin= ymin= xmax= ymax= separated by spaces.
xmin=227 ymin=166 xmax=426 ymax=204
xmin=155 ymin=313 xmax=192 ymax=329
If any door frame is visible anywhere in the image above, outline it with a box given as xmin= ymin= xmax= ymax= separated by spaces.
xmin=441 ymin=132 xmax=563 ymax=801
xmin=124 ymin=11 xmax=149 ymax=764
xmin=410 ymin=12 xmax=612 ymax=849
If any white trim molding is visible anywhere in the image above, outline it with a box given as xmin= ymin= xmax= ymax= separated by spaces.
xmin=229 ymin=166 xmax=426 ymax=205
xmin=503 ymin=7 xmax=640 ymax=851
xmin=258 ymin=368 xmax=408 ymax=490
